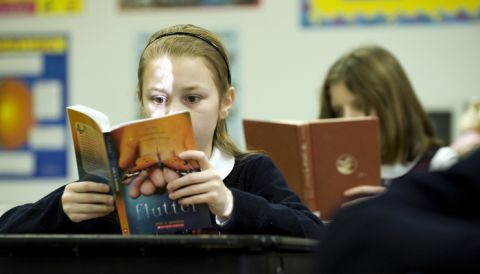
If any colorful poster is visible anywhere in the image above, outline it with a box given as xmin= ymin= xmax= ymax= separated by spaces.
xmin=120 ymin=0 xmax=259 ymax=9
xmin=0 ymin=0 xmax=83 ymax=16
xmin=0 ymin=35 xmax=68 ymax=179
xmin=302 ymin=0 xmax=480 ymax=27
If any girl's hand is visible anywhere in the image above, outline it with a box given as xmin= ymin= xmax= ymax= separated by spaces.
xmin=341 ymin=185 xmax=386 ymax=208
xmin=61 ymin=181 xmax=115 ymax=223
xmin=167 ymin=150 xmax=232 ymax=217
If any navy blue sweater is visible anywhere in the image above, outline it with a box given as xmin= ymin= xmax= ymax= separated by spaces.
xmin=0 ymin=154 xmax=324 ymax=239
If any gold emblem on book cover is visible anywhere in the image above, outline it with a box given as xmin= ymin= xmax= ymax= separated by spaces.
xmin=336 ymin=154 xmax=358 ymax=175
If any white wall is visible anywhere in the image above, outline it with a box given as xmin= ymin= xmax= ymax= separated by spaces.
xmin=1 ymin=0 xmax=479 ymax=214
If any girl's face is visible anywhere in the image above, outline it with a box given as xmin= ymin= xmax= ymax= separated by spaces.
xmin=141 ymin=55 xmax=232 ymax=157
xmin=329 ymin=82 xmax=377 ymax=118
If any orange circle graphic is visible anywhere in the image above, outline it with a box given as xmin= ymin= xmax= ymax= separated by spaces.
xmin=0 ymin=79 xmax=34 ymax=149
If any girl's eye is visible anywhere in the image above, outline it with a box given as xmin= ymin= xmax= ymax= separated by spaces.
xmin=151 ymin=95 xmax=168 ymax=104
xmin=184 ymin=95 xmax=201 ymax=104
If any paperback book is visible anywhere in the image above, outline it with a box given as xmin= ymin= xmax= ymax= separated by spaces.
xmin=67 ymin=105 xmax=212 ymax=235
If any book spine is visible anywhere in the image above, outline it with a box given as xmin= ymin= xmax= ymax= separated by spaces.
xmin=104 ymin=133 xmax=130 ymax=235
xmin=297 ymin=125 xmax=318 ymax=213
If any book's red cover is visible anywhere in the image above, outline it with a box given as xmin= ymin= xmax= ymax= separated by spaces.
xmin=243 ymin=119 xmax=317 ymax=211
xmin=308 ymin=118 xmax=381 ymax=219
xmin=243 ymin=117 xmax=380 ymax=220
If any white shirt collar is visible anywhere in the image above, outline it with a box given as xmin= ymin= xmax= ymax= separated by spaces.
xmin=381 ymin=155 xmax=421 ymax=179
xmin=380 ymin=147 xmax=459 ymax=180
xmin=209 ymin=147 xmax=235 ymax=179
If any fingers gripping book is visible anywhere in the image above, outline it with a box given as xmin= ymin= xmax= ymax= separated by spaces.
xmin=67 ymin=105 xmax=212 ymax=235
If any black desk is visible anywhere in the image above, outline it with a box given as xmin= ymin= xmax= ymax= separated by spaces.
xmin=0 ymin=234 xmax=318 ymax=274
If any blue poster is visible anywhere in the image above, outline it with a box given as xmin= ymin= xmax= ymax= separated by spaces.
xmin=0 ymin=35 xmax=68 ymax=179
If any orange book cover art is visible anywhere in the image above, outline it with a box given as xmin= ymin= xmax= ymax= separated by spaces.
xmin=67 ymin=106 xmax=211 ymax=235
xmin=110 ymin=113 xmax=211 ymax=235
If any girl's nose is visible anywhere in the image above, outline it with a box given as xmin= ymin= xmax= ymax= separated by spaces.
xmin=166 ymin=99 xmax=183 ymax=115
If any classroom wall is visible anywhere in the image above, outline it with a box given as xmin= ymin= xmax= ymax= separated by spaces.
xmin=1 ymin=0 xmax=479 ymax=215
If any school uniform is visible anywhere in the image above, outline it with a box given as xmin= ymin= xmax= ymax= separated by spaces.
xmin=317 ymin=149 xmax=480 ymax=273
xmin=381 ymin=146 xmax=458 ymax=186
xmin=0 ymin=148 xmax=324 ymax=239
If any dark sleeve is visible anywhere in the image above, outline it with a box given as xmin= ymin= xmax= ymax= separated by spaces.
xmin=0 ymin=185 xmax=120 ymax=234
xmin=217 ymin=154 xmax=324 ymax=239
xmin=317 ymin=150 xmax=480 ymax=274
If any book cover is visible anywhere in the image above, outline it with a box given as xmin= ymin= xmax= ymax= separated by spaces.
xmin=67 ymin=105 xmax=212 ymax=235
xmin=243 ymin=117 xmax=381 ymax=220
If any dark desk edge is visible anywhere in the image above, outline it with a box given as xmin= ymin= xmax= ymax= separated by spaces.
xmin=0 ymin=234 xmax=319 ymax=252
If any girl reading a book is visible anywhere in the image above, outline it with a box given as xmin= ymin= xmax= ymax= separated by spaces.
xmin=0 ymin=24 xmax=324 ymax=239
xmin=319 ymin=45 xmax=458 ymax=203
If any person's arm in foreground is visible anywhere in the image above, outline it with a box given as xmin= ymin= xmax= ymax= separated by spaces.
xmin=317 ymin=150 xmax=480 ymax=273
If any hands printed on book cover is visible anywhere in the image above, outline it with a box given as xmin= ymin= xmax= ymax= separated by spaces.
xmin=115 ymin=122 xmax=200 ymax=199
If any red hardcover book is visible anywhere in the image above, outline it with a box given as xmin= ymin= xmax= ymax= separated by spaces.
xmin=243 ymin=117 xmax=381 ymax=220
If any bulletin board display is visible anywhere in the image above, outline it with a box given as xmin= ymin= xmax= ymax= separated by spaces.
xmin=119 ymin=0 xmax=260 ymax=9
xmin=0 ymin=35 xmax=68 ymax=179
xmin=0 ymin=0 xmax=83 ymax=16
xmin=302 ymin=0 xmax=480 ymax=27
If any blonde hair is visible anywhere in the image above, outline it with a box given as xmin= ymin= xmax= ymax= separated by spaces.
xmin=319 ymin=45 xmax=441 ymax=164
xmin=137 ymin=24 xmax=243 ymax=157
xmin=459 ymin=100 xmax=480 ymax=132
